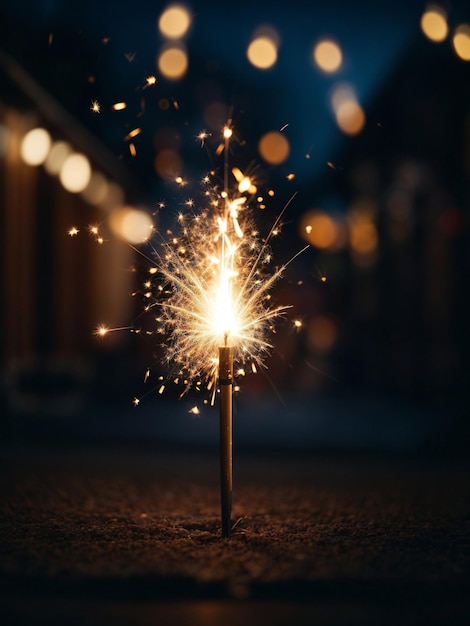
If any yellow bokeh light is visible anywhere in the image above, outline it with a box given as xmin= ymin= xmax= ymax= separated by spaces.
xmin=348 ymin=207 xmax=378 ymax=256
xmin=20 ymin=127 xmax=51 ymax=165
xmin=331 ymin=82 xmax=357 ymax=113
xmin=335 ymin=100 xmax=366 ymax=135
xmin=349 ymin=221 xmax=378 ymax=254
xmin=453 ymin=24 xmax=470 ymax=61
xmin=420 ymin=5 xmax=448 ymax=42
xmin=59 ymin=153 xmax=91 ymax=193
xmin=313 ymin=39 xmax=343 ymax=73
xmin=258 ymin=131 xmax=290 ymax=165
xmin=109 ymin=207 xmax=154 ymax=244
xmin=247 ymin=37 xmax=278 ymax=69
xmin=44 ymin=140 xmax=72 ymax=175
xmin=157 ymin=45 xmax=188 ymax=80
xmin=158 ymin=4 xmax=191 ymax=39
xmin=300 ymin=211 xmax=342 ymax=250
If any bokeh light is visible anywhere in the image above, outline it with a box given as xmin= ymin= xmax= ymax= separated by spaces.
xmin=331 ymin=82 xmax=357 ymax=111
xmin=300 ymin=210 xmax=344 ymax=250
xmin=247 ymin=37 xmax=277 ymax=69
xmin=59 ymin=153 xmax=91 ymax=193
xmin=258 ymin=131 xmax=290 ymax=165
xmin=452 ymin=24 xmax=470 ymax=61
xmin=157 ymin=44 xmax=188 ymax=80
xmin=349 ymin=218 xmax=378 ymax=254
xmin=330 ymin=83 xmax=365 ymax=134
xmin=20 ymin=128 xmax=51 ymax=166
xmin=158 ymin=4 xmax=191 ymax=39
xmin=335 ymin=100 xmax=366 ymax=135
xmin=313 ymin=39 xmax=343 ymax=73
xmin=109 ymin=207 xmax=154 ymax=244
xmin=44 ymin=141 xmax=72 ymax=175
xmin=247 ymin=27 xmax=280 ymax=69
xmin=348 ymin=202 xmax=379 ymax=266
xmin=420 ymin=5 xmax=448 ymax=42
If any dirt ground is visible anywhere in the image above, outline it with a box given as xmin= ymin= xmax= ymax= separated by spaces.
xmin=1 ymin=442 xmax=469 ymax=625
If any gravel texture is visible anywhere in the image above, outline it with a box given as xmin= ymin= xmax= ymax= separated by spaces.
xmin=1 ymin=443 xmax=469 ymax=625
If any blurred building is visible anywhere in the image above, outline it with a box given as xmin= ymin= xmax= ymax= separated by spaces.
xmin=0 ymin=53 xmax=143 ymax=419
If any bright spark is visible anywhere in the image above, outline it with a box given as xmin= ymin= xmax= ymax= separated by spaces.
xmin=197 ymin=130 xmax=211 ymax=146
xmin=143 ymin=125 xmax=301 ymax=401
xmin=90 ymin=100 xmax=101 ymax=114
xmin=145 ymin=75 xmax=157 ymax=87
xmin=68 ymin=226 xmax=79 ymax=236
xmin=125 ymin=128 xmax=142 ymax=141
xmin=95 ymin=325 xmax=109 ymax=337
xmin=94 ymin=324 xmax=132 ymax=337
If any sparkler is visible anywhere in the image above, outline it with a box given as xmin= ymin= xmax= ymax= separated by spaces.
xmin=91 ymin=121 xmax=305 ymax=537
xmin=145 ymin=123 xmax=305 ymax=537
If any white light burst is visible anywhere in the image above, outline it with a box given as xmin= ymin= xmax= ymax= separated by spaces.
xmin=144 ymin=125 xmax=304 ymax=403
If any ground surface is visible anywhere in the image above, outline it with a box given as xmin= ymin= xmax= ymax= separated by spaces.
xmin=0 ymin=443 xmax=469 ymax=625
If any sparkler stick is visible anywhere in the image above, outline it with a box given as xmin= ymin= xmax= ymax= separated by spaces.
xmin=219 ymin=344 xmax=233 ymax=537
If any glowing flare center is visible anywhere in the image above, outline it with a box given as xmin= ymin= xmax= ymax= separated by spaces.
xmin=214 ymin=272 xmax=238 ymax=343
xmin=213 ymin=217 xmax=240 ymax=343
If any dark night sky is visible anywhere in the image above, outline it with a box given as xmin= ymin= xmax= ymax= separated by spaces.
xmin=1 ymin=0 xmax=470 ymax=452
xmin=2 ymin=0 xmax=464 ymax=193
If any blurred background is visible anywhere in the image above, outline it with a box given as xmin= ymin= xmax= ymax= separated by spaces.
xmin=0 ymin=0 xmax=469 ymax=455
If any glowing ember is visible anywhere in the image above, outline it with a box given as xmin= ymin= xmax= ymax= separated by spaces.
xmin=95 ymin=325 xmax=109 ymax=337
xmin=90 ymin=100 xmax=101 ymax=114
xmin=145 ymin=75 xmax=157 ymax=87
xmin=124 ymin=128 xmax=142 ymax=141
